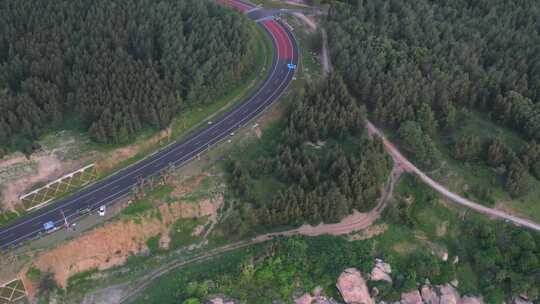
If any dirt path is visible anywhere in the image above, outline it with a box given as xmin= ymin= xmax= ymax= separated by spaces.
xmin=255 ymin=164 xmax=402 ymax=241
xmin=365 ymin=120 xmax=540 ymax=232
xmin=115 ymin=241 xmax=252 ymax=304
xmin=292 ymin=12 xmax=317 ymax=32
xmin=281 ymin=0 xmax=310 ymax=7
xmin=320 ymin=29 xmax=332 ymax=75
xmin=315 ymin=14 xmax=538 ymax=231
xmin=317 ymin=18 xmax=538 ymax=230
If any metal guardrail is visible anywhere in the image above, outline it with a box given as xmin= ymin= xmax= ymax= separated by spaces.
xmin=19 ymin=164 xmax=97 ymax=211
xmin=0 ymin=278 xmax=27 ymax=304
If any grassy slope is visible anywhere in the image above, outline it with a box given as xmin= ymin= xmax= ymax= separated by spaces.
xmin=383 ymin=107 xmax=540 ymax=222
xmin=431 ymin=111 xmax=540 ymax=222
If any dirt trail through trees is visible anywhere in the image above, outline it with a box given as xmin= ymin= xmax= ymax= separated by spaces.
xmin=320 ymin=29 xmax=332 ymax=76
xmin=317 ymin=9 xmax=539 ymax=230
xmin=365 ymin=121 xmax=540 ymax=232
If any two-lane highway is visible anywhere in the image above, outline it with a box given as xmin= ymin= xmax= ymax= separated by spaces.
xmin=0 ymin=0 xmax=299 ymax=250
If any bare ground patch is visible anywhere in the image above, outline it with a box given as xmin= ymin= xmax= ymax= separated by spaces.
xmin=170 ymin=173 xmax=210 ymax=199
xmin=27 ymin=195 xmax=222 ymax=289
xmin=393 ymin=242 xmax=417 ymax=254
xmin=348 ymin=224 xmax=389 ymax=241
xmin=0 ymin=128 xmax=171 ymax=211
xmin=16 ymin=171 xmax=222 ymax=292
xmin=0 ymin=152 xmax=89 ymax=209
xmin=95 ymin=128 xmax=171 ymax=173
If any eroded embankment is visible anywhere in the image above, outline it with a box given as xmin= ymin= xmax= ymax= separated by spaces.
xmin=24 ymin=174 xmax=222 ymax=288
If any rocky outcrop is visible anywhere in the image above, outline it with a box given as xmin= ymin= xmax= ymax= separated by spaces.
xmin=337 ymin=268 xmax=374 ymax=304
xmin=420 ymin=284 xmax=440 ymax=304
xmin=405 ymin=283 xmax=483 ymax=304
xmin=295 ymin=294 xmax=315 ymax=304
xmin=295 ymin=286 xmax=341 ymax=304
xmin=439 ymin=284 xmax=459 ymax=304
xmin=295 ymin=293 xmax=341 ymax=304
xmin=401 ymin=290 xmax=422 ymax=304
xmin=332 ymin=264 xmax=486 ymax=304
xmin=513 ymin=297 xmax=533 ymax=304
xmin=206 ymin=295 xmax=237 ymax=304
xmin=370 ymin=259 xmax=392 ymax=283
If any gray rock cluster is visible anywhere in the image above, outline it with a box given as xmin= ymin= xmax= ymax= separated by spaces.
xmin=334 ymin=260 xmax=485 ymax=304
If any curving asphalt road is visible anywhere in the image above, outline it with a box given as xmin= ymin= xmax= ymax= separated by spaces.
xmin=0 ymin=0 xmax=299 ymax=250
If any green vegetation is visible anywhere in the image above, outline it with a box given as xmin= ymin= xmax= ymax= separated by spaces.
xmin=326 ymin=0 xmax=540 ymax=140
xmin=135 ymin=237 xmax=376 ymax=304
xmin=26 ymin=265 xmax=42 ymax=283
xmin=0 ymin=0 xmax=257 ymax=153
xmin=382 ymin=175 xmax=540 ymax=302
xmin=17 ymin=2 xmax=540 ymax=304
xmin=169 ymin=218 xmax=206 ymax=250
xmin=140 ymin=198 xmax=539 ymax=304
xmin=397 ymin=121 xmax=439 ymax=168
xmin=325 ymin=0 xmax=540 ymax=203
xmin=424 ymin=110 xmax=540 ymax=220
xmin=121 ymin=186 xmax=173 ymax=217
xmin=122 ymin=199 xmax=154 ymax=217
xmin=65 ymin=268 xmax=99 ymax=298
xmin=223 ymin=75 xmax=391 ymax=235
xmin=146 ymin=234 xmax=162 ymax=254
xmin=0 ymin=210 xmax=19 ymax=227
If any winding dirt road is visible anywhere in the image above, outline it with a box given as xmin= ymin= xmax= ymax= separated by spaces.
xmin=365 ymin=121 xmax=540 ymax=232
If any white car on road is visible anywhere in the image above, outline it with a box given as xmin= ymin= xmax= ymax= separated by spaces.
xmin=98 ymin=205 xmax=106 ymax=216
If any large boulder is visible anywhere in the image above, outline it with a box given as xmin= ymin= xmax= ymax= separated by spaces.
xmin=513 ymin=297 xmax=533 ymax=304
xmin=295 ymin=294 xmax=314 ymax=304
xmin=439 ymin=284 xmax=459 ymax=304
xmin=206 ymin=295 xmax=237 ymax=304
xmin=295 ymin=287 xmax=341 ymax=304
xmin=401 ymin=290 xmax=422 ymax=304
xmin=370 ymin=259 xmax=392 ymax=283
xmin=336 ymin=268 xmax=374 ymax=304
xmin=420 ymin=284 xmax=440 ymax=304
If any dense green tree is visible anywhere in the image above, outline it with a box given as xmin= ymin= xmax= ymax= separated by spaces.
xmin=0 ymin=0 xmax=256 ymax=149
xmin=520 ymin=141 xmax=540 ymax=180
xmin=327 ymin=1 xmax=540 ymax=142
xmin=487 ymin=137 xmax=511 ymax=167
xmin=452 ymin=134 xmax=482 ymax=161
xmin=417 ymin=103 xmax=438 ymax=137
xmin=460 ymin=222 xmax=540 ymax=301
xmin=229 ymin=161 xmax=252 ymax=198
xmin=226 ymin=77 xmax=391 ymax=227
xmin=285 ymin=74 xmax=365 ymax=143
xmin=504 ymin=159 xmax=529 ymax=197
xmin=438 ymin=99 xmax=457 ymax=130
xmin=325 ymin=0 xmax=540 ymax=197
xmin=397 ymin=121 xmax=438 ymax=167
